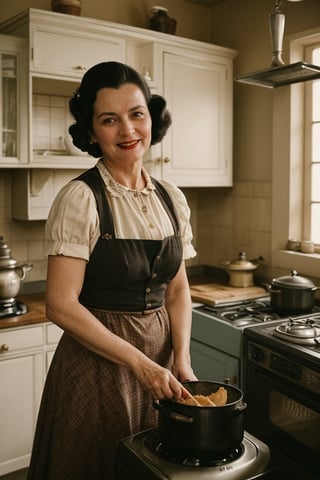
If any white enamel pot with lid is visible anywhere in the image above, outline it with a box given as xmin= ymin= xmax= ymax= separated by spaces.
xmin=220 ymin=251 xmax=264 ymax=287
xmin=0 ymin=236 xmax=33 ymax=302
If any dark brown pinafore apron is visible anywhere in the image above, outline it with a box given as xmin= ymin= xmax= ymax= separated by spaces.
xmin=27 ymin=167 xmax=183 ymax=480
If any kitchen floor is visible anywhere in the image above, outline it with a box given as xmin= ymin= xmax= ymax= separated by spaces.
xmin=0 ymin=470 xmax=28 ymax=480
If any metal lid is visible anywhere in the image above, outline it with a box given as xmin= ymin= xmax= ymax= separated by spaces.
xmin=0 ymin=236 xmax=18 ymax=269
xmin=272 ymin=270 xmax=315 ymax=289
xmin=221 ymin=252 xmax=261 ymax=271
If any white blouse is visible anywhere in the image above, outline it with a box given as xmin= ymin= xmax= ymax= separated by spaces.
xmin=45 ymin=159 xmax=197 ymax=262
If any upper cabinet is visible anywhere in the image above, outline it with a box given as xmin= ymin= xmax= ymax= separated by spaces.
xmin=0 ymin=8 xmax=236 ymax=187
xmin=0 ymin=34 xmax=28 ymax=166
xmin=152 ymin=45 xmax=233 ymax=186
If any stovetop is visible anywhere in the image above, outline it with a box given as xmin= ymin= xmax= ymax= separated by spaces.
xmin=194 ymin=296 xmax=289 ymax=328
xmin=244 ymin=315 xmax=320 ymax=368
xmin=116 ymin=429 xmax=280 ymax=479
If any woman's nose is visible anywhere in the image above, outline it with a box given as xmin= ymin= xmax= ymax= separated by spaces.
xmin=120 ymin=119 xmax=134 ymax=135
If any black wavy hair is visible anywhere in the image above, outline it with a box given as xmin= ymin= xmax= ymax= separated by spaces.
xmin=68 ymin=62 xmax=172 ymax=158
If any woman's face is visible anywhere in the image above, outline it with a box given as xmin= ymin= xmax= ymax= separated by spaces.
xmin=91 ymin=83 xmax=152 ymax=166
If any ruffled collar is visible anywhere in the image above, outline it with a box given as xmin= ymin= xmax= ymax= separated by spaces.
xmin=96 ymin=159 xmax=155 ymax=198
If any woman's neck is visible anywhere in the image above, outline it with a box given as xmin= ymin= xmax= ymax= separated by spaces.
xmin=102 ymin=160 xmax=146 ymax=191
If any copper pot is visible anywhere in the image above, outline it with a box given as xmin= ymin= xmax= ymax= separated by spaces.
xmin=220 ymin=252 xmax=264 ymax=287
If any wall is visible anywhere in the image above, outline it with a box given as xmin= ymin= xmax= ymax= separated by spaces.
xmin=193 ymin=0 xmax=320 ymax=282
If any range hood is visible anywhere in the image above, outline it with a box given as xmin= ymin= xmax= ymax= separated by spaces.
xmin=235 ymin=0 xmax=320 ymax=88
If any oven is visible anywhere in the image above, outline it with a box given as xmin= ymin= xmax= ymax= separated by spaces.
xmin=244 ymin=314 xmax=320 ymax=480
xmin=191 ymin=296 xmax=284 ymax=389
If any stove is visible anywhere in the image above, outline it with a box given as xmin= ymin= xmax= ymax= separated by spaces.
xmin=273 ymin=314 xmax=320 ymax=346
xmin=244 ymin=314 xmax=320 ymax=368
xmin=243 ymin=314 xmax=320 ymax=479
xmin=116 ymin=428 xmax=290 ymax=479
xmin=194 ymin=297 xmax=320 ymax=329
xmin=0 ymin=298 xmax=28 ymax=319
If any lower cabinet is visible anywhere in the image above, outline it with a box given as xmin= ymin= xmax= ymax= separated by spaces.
xmin=0 ymin=322 xmax=63 ymax=476
xmin=190 ymin=338 xmax=239 ymax=386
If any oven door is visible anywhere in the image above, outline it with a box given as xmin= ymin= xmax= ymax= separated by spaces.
xmin=244 ymin=361 xmax=320 ymax=479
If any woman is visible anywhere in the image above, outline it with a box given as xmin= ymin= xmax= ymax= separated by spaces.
xmin=27 ymin=62 xmax=197 ymax=480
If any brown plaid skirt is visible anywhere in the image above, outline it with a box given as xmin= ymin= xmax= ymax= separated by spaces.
xmin=27 ymin=306 xmax=173 ymax=480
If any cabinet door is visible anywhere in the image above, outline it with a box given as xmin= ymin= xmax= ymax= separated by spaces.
xmin=31 ymin=26 xmax=126 ymax=79
xmin=0 ymin=34 xmax=28 ymax=167
xmin=11 ymin=169 xmax=87 ymax=220
xmin=0 ymin=351 xmax=43 ymax=475
xmin=191 ymin=339 xmax=239 ymax=386
xmin=160 ymin=51 xmax=233 ymax=187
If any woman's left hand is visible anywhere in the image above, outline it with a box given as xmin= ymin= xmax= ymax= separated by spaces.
xmin=172 ymin=363 xmax=198 ymax=383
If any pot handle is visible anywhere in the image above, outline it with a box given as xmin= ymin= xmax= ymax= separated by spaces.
xmin=233 ymin=402 xmax=247 ymax=416
xmin=15 ymin=263 xmax=33 ymax=281
xmin=152 ymin=401 xmax=195 ymax=424
xmin=261 ymin=282 xmax=271 ymax=292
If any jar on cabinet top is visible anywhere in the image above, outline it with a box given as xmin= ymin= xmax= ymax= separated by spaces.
xmin=51 ymin=0 xmax=82 ymax=16
xmin=149 ymin=6 xmax=177 ymax=35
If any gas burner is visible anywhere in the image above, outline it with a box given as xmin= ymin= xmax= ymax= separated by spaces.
xmin=199 ymin=297 xmax=282 ymax=327
xmin=149 ymin=435 xmax=244 ymax=467
xmin=273 ymin=317 xmax=320 ymax=345
xmin=0 ymin=300 xmax=28 ymax=319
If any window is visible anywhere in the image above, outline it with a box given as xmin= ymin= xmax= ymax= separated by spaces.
xmin=308 ymin=45 xmax=320 ymax=244
xmin=272 ymin=28 xmax=320 ymax=278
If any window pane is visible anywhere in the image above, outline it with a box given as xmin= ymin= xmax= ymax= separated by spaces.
xmin=311 ymin=124 xmax=320 ymax=161
xmin=311 ymin=203 xmax=320 ymax=243
xmin=313 ymin=82 xmax=320 ymax=121
xmin=313 ymin=47 xmax=320 ymax=64
xmin=311 ymin=164 xmax=320 ymax=201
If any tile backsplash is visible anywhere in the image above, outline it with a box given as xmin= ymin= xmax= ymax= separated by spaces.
xmin=33 ymin=94 xmax=72 ymax=153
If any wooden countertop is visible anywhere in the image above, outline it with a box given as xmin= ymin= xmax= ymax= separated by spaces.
xmin=0 ymin=293 xmax=47 ymax=330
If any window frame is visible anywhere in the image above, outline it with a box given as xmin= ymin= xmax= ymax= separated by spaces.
xmin=271 ymin=27 xmax=320 ymax=278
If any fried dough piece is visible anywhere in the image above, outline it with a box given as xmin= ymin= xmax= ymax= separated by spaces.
xmin=180 ymin=396 xmax=201 ymax=406
xmin=194 ymin=394 xmax=216 ymax=406
xmin=209 ymin=387 xmax=228 ymax=406
xmin=176 ymin=387 xmax=228 ymax=407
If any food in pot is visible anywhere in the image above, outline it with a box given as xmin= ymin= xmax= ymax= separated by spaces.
xmin=177 ymin=386 xmax=227 ymax=407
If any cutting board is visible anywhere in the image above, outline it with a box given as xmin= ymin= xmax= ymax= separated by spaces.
xmin=190 ymin=282 xmax=267 ymax=306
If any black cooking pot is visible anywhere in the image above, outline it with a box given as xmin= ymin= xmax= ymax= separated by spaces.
xmin=153 ymin=381 xmax=247 ymax=458
xmin=265 ymin=270 xmax=319 ymax=314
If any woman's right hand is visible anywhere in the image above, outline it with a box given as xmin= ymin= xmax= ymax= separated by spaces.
xmin=131 ymin=358 xmax=190 ymax=401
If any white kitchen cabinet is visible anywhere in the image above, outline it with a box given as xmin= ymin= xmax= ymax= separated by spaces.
xmin=11 ymin=168 xmax=86 ymax=220
xmin=31 ymin=25 xmax=125 ymax=80
xmin=0 ymin=322 xmax=63 ymax=475
xmin=0 ymin=8 xmax=236 ymax=187
xmin=0 ymin=34 xmax=28 ymax=167
xmin=144 ymin=45 xmax=234 ymax=186
xmin=0 ymin=9 xmax=126 ymax=169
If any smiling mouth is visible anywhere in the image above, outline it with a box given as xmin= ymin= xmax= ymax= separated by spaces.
xmin=118 ymin=140 xmax=140 ymax=150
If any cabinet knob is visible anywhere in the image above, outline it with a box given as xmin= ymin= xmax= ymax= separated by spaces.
xmin=163 ymin=157 xmax=171 ymax=163
xmin=0 ymin=344 xmax=9 ymax=353
xmin=74 ymin=65 xmax=87 ymax=72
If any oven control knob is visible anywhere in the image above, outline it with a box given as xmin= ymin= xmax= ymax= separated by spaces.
xmin=250 ymin=346 xmax=265 ymax=363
